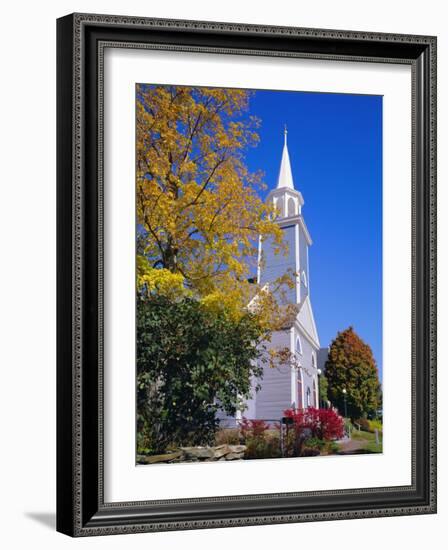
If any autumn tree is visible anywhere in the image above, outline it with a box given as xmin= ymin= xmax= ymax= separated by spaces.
xmin=136 ymin=84 xmax=290 ymax=320
xmin=135 ymin=85 xmax=299 ymax=452
xmin=325 ymin=327 xmax=381 ymax=419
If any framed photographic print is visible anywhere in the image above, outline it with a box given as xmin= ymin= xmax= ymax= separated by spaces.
xmin=56 ymin=13 xmax=437 ymax=537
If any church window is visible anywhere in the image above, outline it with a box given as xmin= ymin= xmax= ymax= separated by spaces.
xmin=306 ymin=387 xmax=311 ymax=408
xmin=296 ymin=336 xmax=302 ymax=355
xmin=275 ymin=197 xmax=284 ymax=218
xmin=287 ymin=197 xmax=296 ymax=217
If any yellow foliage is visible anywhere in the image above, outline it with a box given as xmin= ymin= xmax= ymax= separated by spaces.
xmin=137 ymin=256 xmax=189 ymax=300
xmin=136 ymin=84 xmax=290 ymax=328
xmin=200 ymin=290 xmax=244 ymax=323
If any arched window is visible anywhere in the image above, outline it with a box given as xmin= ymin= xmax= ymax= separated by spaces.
xmin=306 ymin=387 xmax=311 ymax=408
xmin=311 ymin=353 xmax=316 ymax=369
xmin=275 ymin=197 xmax=284 ymax=218
xmin=287 ymin=197 xmax=296 ymax=217
xmin=297 ymin=369 xmax=303 ymax=409
xmin=296 ymin=336 xmax=302 ymax=355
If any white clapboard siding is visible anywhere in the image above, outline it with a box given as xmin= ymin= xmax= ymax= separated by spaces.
xmin=255 ymin=329 xmax=292 ymax=420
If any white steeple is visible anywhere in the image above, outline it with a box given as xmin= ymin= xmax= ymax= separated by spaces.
xmin=266 ymin=126 xmax=304 ymax=219
xmin=277 ymin=125 xmax=295 ymax=190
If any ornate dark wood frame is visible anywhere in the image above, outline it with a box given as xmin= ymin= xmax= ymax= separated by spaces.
xmin=56 ymin=13 xmax=437 ymax=537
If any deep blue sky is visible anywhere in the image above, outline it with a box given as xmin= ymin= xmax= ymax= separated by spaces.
xmin=243 ymin=90 xmax=383 ymax=378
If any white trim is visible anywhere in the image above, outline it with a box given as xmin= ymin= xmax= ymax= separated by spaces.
xmin=301 ymin=270 xmax=308 ymax=288
xmin=295 ymin=295 xmax=320 ymax=348
xmin=296 ymin=321 xmax=320 ymax=350
xmin=247 ymin=283 xmax=270 ymax=311
xmin=256 ymin=234 xmax=262 ymax=284
xmin=266 ymin=187 xmax=302 ymax=201
xmin=306 ymin=243 xmax=310 ymax=296
xmin=276 ymin=215 xmax=312 ymax=245
xmin=295 ymin=223 xmax=300 ymax=304
xmin=313 ymin=376 xmax=319 ymax=408
xmin=290 ymin=328 xmax=296 ymax=407
xmin=298 ymin=217 xmax=312 ymax=245
xmin=295 ymin=320 xmax=320 ymax=351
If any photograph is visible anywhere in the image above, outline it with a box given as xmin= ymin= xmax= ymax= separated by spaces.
xmin=135 ymin=83 xmax=383 ymax=465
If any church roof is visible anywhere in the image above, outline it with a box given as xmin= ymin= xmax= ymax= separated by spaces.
xmin=276 ymin=127 xmax=295 ymax=190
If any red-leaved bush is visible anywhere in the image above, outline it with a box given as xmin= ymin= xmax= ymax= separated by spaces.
xmin=240 ymin=418 xmax=270 ymax=439
xmin=239 ymin=418 xmax=282 ymax=459
xmin=283 ymin=407 xmax=344 ymax=441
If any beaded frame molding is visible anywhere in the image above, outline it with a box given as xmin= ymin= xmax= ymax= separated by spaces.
xmin=56 ymin=13 xmax=437 ymax=537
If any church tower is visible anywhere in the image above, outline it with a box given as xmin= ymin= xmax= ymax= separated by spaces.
xmin=249 ymin=128 xmax=321 ymax=419
xmin=258 ymin=127 xmax=311 ymax=308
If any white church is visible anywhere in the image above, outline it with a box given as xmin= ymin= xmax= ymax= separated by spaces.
xmin=226 ymin=129 xmax=322 ymax=423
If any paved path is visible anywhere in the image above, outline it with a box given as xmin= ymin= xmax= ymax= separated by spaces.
xmin=336 ymin=437 xmax=367 ymax=454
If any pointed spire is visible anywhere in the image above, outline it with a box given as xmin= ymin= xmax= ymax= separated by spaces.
xmin=277 ymin=125 xmax=295 ymax=189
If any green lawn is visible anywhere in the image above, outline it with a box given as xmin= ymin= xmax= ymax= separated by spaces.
xmin=351 ymin=429 xmax=383 ymax=453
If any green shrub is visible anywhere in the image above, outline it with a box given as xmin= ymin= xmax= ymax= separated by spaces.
xmin=325 ymin=440 xmax=340 ymax=454
xmin=136 ymin=417 xmax=155 ymax=455
xmin=301 ymin=437 xmax=340 ymax=456
xmin=369 ymin=419 xmax=383 ymax=434
xmin=244 ymin=434 xmax=282 ymax=460
xmin=137 ymin=295 xmax=264 ymax=454
xmin=304 ymin=437 xmax=326 ymax=451
xmin=355 ymin=418 xmax=383 ymax=434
